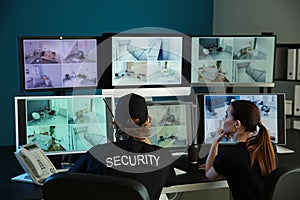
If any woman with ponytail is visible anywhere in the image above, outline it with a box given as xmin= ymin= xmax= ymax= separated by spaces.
xmin=205 ymin=100 xmax=277 ymax=200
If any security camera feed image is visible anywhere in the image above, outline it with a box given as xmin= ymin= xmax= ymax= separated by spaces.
xmin=191 ymin=36 xmax=276 ymax=85
xmin=147 ymin=103 xmax=193 ymax=148
xmin=22 ymin=39 xmax=98 ymax=90
xmin=203 ymin=94 xmax=280 ymax=144
xmin=112 ymin=36 xmax=183 ymax=86
xmin=15 ymin=96 xmax=114 ymax=155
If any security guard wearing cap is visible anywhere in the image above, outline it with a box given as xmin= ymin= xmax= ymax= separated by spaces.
xmin=69 ymin=93 xmax=176 ymax=200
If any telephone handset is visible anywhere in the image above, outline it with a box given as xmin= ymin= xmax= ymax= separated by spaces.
xmin=14 ymin=143 xmax=57 ymax=186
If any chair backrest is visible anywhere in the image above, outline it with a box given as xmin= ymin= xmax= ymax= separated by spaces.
xmin=272 ymin=168 xmax=300 ymax=200
xmin=263 ymin=168 xmax=300 ymax=200
xmin=43 ymin=172 xmax=151 ymax=200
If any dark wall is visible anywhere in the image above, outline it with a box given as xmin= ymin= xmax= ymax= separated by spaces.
xmin=0 ymin=0 xmax=213 ymax=146
xmin=26 ymin=100 xmax=49 ymax=121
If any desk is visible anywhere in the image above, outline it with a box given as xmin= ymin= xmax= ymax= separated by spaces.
xmin=162 ymin=129 xmax=300 ymax=199
xmin=1 ymin=129 xmax=299 ymax=200
xmin=162 ymin=180 xmax=228 ymax=194
xmin=0 ymin=146 xmax=43 ymax=200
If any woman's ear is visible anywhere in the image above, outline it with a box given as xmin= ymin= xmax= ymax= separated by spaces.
xmin=235 ymin=120 xmax=241 ymax=128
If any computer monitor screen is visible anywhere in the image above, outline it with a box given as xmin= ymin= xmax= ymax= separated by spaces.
xmin=191 ymin=35 xmax=276 ymax=87
xmin=112 ymin=35 xmax=182 ymax=85
xmin=18 ymin=36 xmax=100 ymax=93
xmin=113 ymin=97 xmax=194 ymax=152
xmin=15 ymin=95 xmax=115 ymax=155
xmin=196 ymin=93 xmax=286 ymax=145
xmin=99 ymin=33 xmax=191 ymax=97
xmin=147 ymin=102 xmax=194 ymax=152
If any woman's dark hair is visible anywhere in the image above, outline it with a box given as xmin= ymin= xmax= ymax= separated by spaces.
xmin=230 ymin=100 xmax=276 ymax=176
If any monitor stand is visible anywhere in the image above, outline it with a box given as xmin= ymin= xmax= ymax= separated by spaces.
xmin=101 ymin=87 xmax=191 ymax=98
xmin=53 ymin=90 xmax=66 ymax=96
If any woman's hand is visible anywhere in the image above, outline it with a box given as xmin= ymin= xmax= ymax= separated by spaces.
xmin=214 ymin=128 xmax=232 ymax=144
xmin=140 ymin=137 xmax=152 ymax=144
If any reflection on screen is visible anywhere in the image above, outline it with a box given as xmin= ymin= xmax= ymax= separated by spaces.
xmin=147 ymin=102 xmax=192 ymax=148
xmin=112 ymin=36 xmax=183 ymax=86
xmin=22 ymin=38 xmax=98 ymax=91
xmin=191 ymin=36 xmax=276 ymax=86
xmin=204 ymin=94 xmax=278 ymax=144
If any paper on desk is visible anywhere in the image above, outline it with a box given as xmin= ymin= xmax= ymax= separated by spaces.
xmin=11 ymin=173 xmax=33 ymax=184
xmin=174 ymin=168 xmax=186 ymax=175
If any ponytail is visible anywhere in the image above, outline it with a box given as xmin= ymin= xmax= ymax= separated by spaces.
xmin=230 ymin=100 xmax=277 ymax=176
xmin=246 ymin=122 xmax=276 ymax=176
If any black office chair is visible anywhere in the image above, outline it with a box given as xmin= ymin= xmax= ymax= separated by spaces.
xmin=43 ymin=172 xmax=151 ymax=200
xmin=263 ymin=168 xmax=300 ymax=200
xmin=48 ymin=110 xmax=55 ymax=120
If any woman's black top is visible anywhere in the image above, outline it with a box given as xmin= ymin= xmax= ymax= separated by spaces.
xmin=213 ymin=142 xmax=278 ymax=200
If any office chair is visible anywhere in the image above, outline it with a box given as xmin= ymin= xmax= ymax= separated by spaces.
xmin=48 ymin=110 xmax=55 ymax=120
xmin=43 ymin=172 xmax=151 ymax=200
xmin=263 ymin=168 xmax=300 ymax=200
xmin=32 ymin=112 xmax=41 ymax=122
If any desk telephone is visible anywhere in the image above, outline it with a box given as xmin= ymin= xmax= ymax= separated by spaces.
xmin=14 ymin=143 xmax=57 ymax=186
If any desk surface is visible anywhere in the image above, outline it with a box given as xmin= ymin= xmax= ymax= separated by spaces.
xmin=1 ymin=129 xmax=300 ymax=200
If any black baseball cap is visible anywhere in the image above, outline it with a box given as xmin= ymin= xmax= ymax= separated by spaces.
xmin=115 ymin=93 xmax=148 ymax=127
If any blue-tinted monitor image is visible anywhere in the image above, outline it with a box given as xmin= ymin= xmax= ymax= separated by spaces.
xmin=15 ymin=95 xmax=114 ymax=155
xmin=204 ymin=94 xmax=279 ymax=144
xmin=147 ymin=103 xmax=193 ymax=149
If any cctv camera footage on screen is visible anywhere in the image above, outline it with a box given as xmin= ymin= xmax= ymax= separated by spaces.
xmin=147 ymin=102 xmax=193 ymax=149
xmin=191 ymin=36 xmax=276 ymax=86
xmin=111 ymin=36 xmax=183 ymax=86
xmin=202 ymin=94 xmax=284 ymax=144
xmin=15 ymin=95 xmax=114 ymax=155
xmin=21 ymin=38 xmax=98 ymax=91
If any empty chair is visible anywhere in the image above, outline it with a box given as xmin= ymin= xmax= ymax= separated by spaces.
xmin=271 ymin=168 xmax=300 ymax=200
xmin=43 ymin=172 xmax=151 ymax=200
xmin=31 ymin=112 xmax=41 ymax=122
xmin=48 ymin=110 xmax=55 ymax=120
xmin=263 ymin=168 xmax=300 ymax=200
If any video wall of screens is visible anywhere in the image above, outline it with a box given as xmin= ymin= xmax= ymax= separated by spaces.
xmin=191 ymin=36 xmax=276 ymax=87
xmin=196 ymin=93 xmax=286 ymax=145
xmin=15 ymin=95 xmax=115 ymax=155
xmin=18 ymin=36 xmax=100 ymax=92
xmin=18 ymin=34 xmax=278 ymax=95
